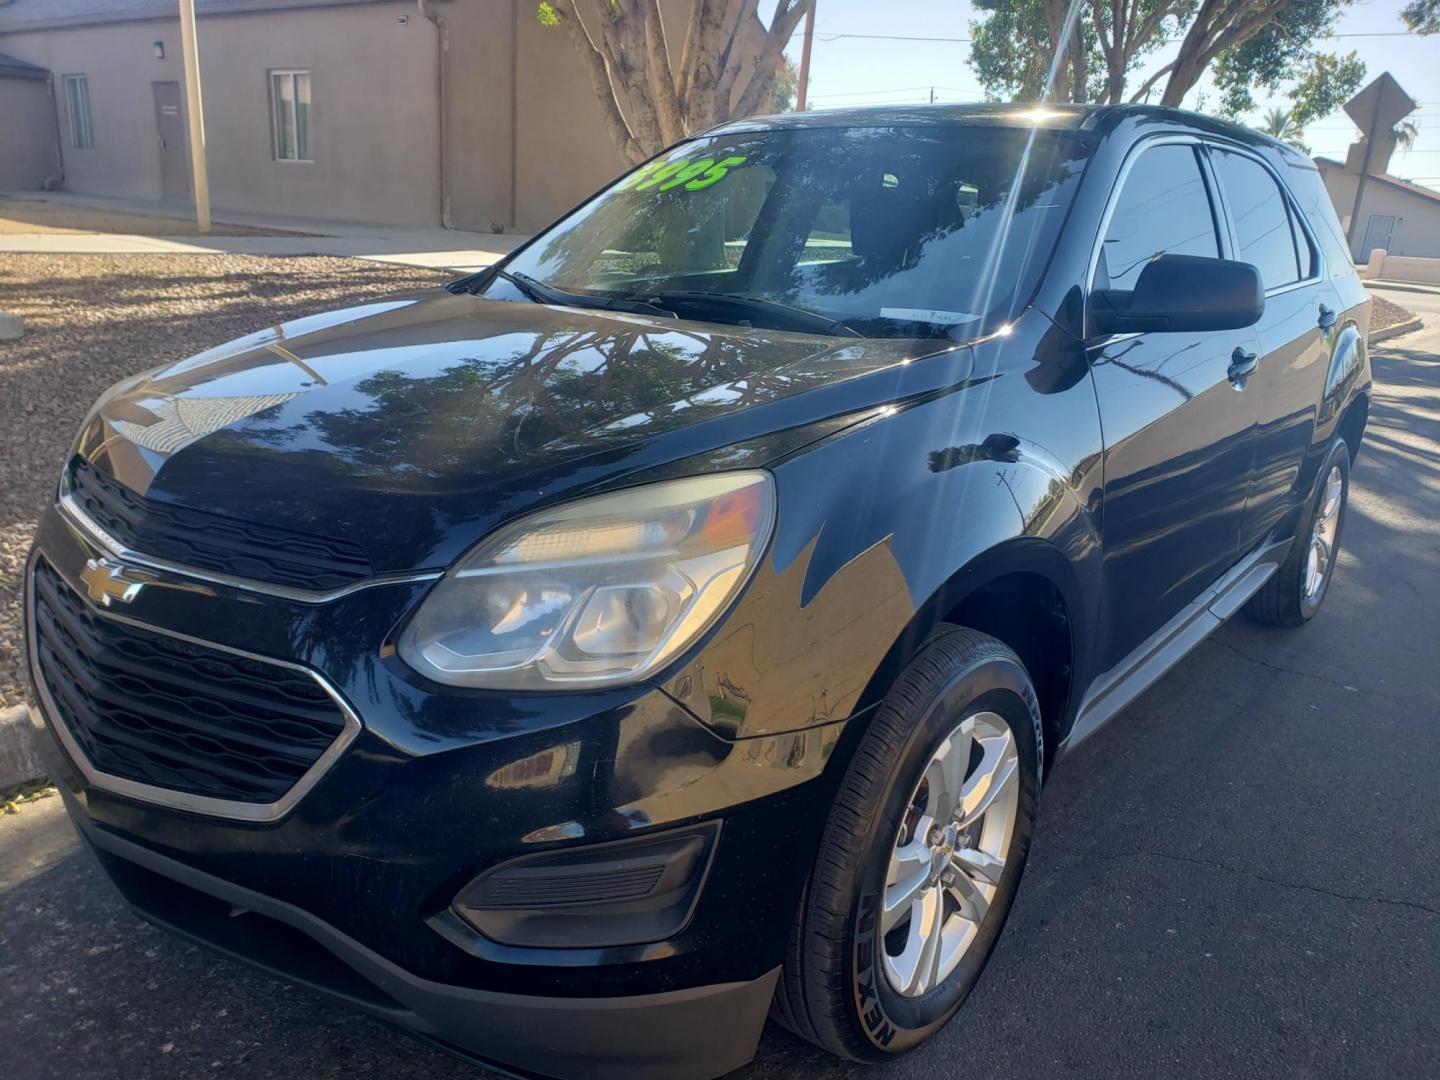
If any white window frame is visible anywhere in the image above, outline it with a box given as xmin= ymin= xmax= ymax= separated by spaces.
xmin=63 ymin=74 xmax=95 ymax=150
xmin=269 ymin=69 xmax=312 ymax=162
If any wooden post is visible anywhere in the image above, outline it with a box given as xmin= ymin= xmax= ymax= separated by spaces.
xmin=795 ymin=0 xmax=816 ymax=112
xmin=177 ymin=0 xmax=210 ymax=232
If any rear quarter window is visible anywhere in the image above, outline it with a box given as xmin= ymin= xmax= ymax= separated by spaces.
xmin=1284 ymin=161 xmax=1352 ymax=277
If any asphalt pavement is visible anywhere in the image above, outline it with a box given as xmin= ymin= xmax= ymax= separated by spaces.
xmin=2 ymin=319 xmax=1437 ymax=1080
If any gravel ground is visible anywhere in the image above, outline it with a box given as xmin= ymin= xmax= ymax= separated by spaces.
xmin=0 ymin=254 xmax=454 ymax=709
xmin=1370 ymin=293 xmax=1416 ymax=332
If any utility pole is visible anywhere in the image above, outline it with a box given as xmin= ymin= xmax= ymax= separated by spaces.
xmin=177 ymin=0 xmax=210 ymax=232
xmin=795 ymin=0 xmax=816 ymax=111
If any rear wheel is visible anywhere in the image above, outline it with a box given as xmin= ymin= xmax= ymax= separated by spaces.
xmin=1246 ymin=438 xmax=1350 ymax=627
xmin=774 ymin=626 xmax=1042 ymax=1061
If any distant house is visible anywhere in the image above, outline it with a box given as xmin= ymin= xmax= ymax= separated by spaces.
xmin=0 ymin=0 xmax=765 ymax=232
xmin=1316 ymin=157 xmax=1440 ymax=262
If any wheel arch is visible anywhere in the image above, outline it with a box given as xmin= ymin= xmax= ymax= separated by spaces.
xmin=854 ymin=538 xmax=1088 ymax=777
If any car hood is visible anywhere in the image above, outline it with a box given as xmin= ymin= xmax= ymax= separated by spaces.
xmin=74 ymin=290 xmax=973 ymax=572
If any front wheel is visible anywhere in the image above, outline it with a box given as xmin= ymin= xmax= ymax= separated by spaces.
xmin=773 ymin=626 xmax=1042 ymax=1061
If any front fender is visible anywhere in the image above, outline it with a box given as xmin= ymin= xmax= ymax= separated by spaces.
xmin=659 ymin=321 xmax=1105 ymax=740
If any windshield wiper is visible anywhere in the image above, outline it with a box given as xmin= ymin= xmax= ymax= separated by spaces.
xmin=491 ymin=270 xmax=677 ymax=319
xmin=644 ymin=291 xmax=864 ymax=338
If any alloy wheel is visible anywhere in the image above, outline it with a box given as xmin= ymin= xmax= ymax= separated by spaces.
xmin=880 ymin=710 xmax=1020 ymax=997
xmin=1304 ymin=464 xmax=1344 ymax=602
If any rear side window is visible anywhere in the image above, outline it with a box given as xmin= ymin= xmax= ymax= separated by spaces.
xmin=1210 ymin=149 xmax=1303 ymax=290
xmin=1098 ymin=143 xmax=1220 ymax=291
xmin=1285 ymin=160 xmax=1350 ymax=277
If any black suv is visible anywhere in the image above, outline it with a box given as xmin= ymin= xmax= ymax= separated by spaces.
xmin=26 ymin=104 xmax=1369 ymax=1079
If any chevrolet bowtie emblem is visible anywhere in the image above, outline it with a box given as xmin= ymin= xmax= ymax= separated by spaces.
xmin=80 ymin=558 xmax=147 ymax=607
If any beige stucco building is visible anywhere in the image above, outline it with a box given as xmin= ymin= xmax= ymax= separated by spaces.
xmin=1316 ymin=156 xmax=1440 ymax=263
xmin=0 ymin=0 xmax=765 ymax=232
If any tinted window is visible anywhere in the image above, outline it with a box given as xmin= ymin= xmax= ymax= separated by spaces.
xmin=1285 ymin=161 xmax=1350 ymax=276
xmin=1098 ymin=144 xmax=1220 ymax=291
xmin=1212 ymin=149 xmax=1302 ymax=290
xmin=499 ymin=126 xmax=1092 ymax=338
xmin=1288 ymin=199 xmax=1317 ymax=279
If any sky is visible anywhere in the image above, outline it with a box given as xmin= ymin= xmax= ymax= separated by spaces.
xmin=782 ymin=0 xmax=1440 ymax=192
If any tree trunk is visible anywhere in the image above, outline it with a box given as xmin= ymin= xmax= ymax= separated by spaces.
xmin=1069 ymin=21 xmax=1088 ymax=103
xmin=1159 ymin=0 xmax=1302 ymax=108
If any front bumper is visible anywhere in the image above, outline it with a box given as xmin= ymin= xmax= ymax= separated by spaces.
xmin=67 ymin=792 xmax=778 ymax=1080
xmin=27 ymin=505 xmax=846 ymax=1078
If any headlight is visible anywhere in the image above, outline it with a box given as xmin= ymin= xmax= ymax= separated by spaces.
xmin=398 ymin=472 xmax=776 ymax=689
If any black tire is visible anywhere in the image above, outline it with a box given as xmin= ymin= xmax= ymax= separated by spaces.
xmin=774 ymin=625 xmax=1043 ymax=1062
xmin=1245 ymin=438 xmax=1351 ymax=628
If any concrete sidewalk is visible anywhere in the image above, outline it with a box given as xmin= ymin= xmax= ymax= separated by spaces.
xmin=0 ymin=190 xmax=530 ymax=273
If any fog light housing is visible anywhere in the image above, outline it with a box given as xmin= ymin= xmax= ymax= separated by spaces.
xmin=448 ymin=822 xmax=720 ymax=949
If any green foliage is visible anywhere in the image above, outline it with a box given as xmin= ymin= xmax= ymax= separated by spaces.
xmin=1211 ymin=0 xmax=1359 ymax=121
xmin=1287 ymin=51 xmax=1365 ymax=126
xmin=969 ymin=0 xmax=1104 ymax=102
xmin=969 ymin=0 xmax=1056 ymax=101
xmin=1402 ymin=0 xmax=1439 ymax=33
xmin=770 ymin=57 xmax=799 ymax=113
xmin=536 ymin=2 xmax=560 ymax=28
xmin=1258 ymin=107 xmax=1310 ymax=153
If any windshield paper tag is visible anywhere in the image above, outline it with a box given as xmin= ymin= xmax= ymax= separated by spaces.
xmin=615 ymin=156 xmax=748 ymax=193
xmin=880 ymin=307 xmax=981 ymax=324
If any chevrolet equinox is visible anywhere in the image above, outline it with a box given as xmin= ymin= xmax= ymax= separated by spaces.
xmin=26 ymin=104 xmax=1370 ymax=1079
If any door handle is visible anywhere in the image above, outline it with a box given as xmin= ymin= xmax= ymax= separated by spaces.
xmin=1318 ymin=304 xmax=1337 ymax=330
xmin=1228 ymin=347 xmax=1258 ymax=388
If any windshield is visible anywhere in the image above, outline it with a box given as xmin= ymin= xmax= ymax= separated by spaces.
xmin=488 ymin=123 xmax=1092 ymax=339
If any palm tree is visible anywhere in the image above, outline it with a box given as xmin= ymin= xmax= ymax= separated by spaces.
xmin=1259 ymin=107 xmax=1310 ymax=154
xmin=1392 ymin=119 xmax=1420 ymax=151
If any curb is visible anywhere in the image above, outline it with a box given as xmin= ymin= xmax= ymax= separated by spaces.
xmin=0 ymin=703 xmax=46 ymax=793
xmin=1371 ymin=317 xmax=1424 ymax=345
xmin=1366 ymin=280 xmax=1440 ymax=298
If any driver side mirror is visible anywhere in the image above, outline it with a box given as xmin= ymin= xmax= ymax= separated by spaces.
xmin=1089 ymin=253 xmax=1264 ymax=336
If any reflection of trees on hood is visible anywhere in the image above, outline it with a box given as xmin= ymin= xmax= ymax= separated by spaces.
xmin=295 ymin=323 xmax=819 ymax=479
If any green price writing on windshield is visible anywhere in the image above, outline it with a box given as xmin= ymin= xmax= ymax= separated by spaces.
xmin=615 ymin=156 xmax=748 ymax=194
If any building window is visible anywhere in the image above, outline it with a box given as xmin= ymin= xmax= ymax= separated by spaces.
xmin=270 ymin=69 xmax=311 ymax=161
xmin=63 ymin=74 xmax=94 ymax=149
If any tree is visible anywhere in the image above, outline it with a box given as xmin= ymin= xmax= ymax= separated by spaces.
xmin=1402 ymin=0 xmax=1439 ymax=34
xmin=1258 ymin=106 xmax=1309 ymax=152
xmin=1393 ymin=119 xmax=1420 ymax=151
xmin=537 ymin=1 xmax=812 ymax=164
xmin=1089 ymin=0 xmax=1197 ymax=106
xmin=971 ymin=0 xmax=1105 ymax=102
xmin=971 ymin=0 xmax=1364 ymax=115
xmin=769 ymin=56 xmax=799 ymax=113
xmin=1203 ymin=2 xmax=1362 ymax=119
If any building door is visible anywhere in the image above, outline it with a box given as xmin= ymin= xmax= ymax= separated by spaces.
xmin=151 ymin=82 xmax=190 ymax=202
xmin=1359 ymin=214 xmax=1395 ymax=261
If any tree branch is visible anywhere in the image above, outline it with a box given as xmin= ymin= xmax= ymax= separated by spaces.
xmin=1129 ymin=59 xmax=1176 ymax=102
xmin=732 ymin=0 xmax=811 ymax=119
xmin=679 ymin=0 xmax=736 ymax=119
xmin=548 ymin=0 xmax=644 ymax=161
